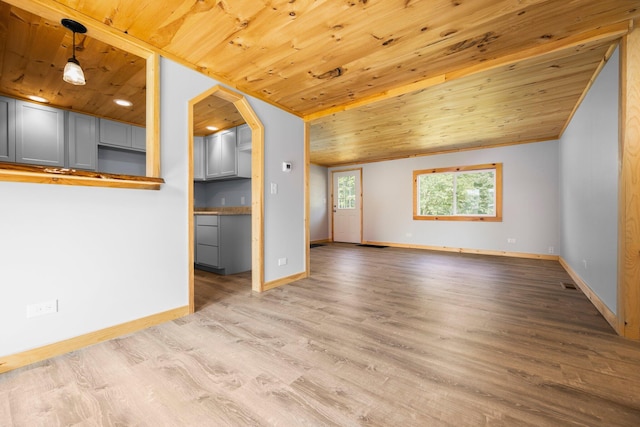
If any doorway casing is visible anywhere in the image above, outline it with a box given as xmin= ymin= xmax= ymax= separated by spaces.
xmin=188 ymin=85 xmax=265 ymax=310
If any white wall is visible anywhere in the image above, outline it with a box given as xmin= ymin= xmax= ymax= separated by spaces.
xmin=310 ymin=163 xmax=329 ymax=241
xmin=0 ymin=57 xmax=305 ymax=357
xmin=559 ymin=48 xmax=619 ymax=313
xmin=329 ymin=140 xmax=560 ymax=255
xmin=251 ymin=101 xmax=306 ymax=281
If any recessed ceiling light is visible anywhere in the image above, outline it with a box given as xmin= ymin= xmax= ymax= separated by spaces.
xmin=28 ymin=95 xmax=49 ymax=103
xmin=114 ymin=99 xmax=133 ymax=107
xmin=206 ymin=126 xmax=218 ymax=131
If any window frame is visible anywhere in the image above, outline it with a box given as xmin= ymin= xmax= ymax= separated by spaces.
xmin=413 ymin=163 xmax=502 ymax=222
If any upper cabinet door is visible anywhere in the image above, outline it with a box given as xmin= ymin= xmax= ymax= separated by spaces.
xmin=0 ymin=96 xmax=16 ymax=162
xmin=219 ymin=128 xmax=237 ymax=176
xmin=237 ymin=124 xmax=251 ymax=152
xmin=131 ymin=125 xmax=146 ymax=151
xmin=15 ymin=100 xmax=64 ymax=167
xmin=193 ymin=136 xmax=205 ymax=181
xmin=68 ymin=112 xmax=97 ymax=170
xmin=99 ymin=118 xmax=131 ymax=148
xmin=205 ymin=133 xmax=221 ymax=179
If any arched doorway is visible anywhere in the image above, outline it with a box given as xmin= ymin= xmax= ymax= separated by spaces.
xmin=188 ymin=85 xmax=265 ymax=313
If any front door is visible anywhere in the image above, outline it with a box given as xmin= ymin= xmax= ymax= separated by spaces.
xmin=332 ymin=169 xmax=362 ymax=243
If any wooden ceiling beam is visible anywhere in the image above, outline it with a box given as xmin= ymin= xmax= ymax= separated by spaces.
xmin=304 ymin=20 xmax=632 ymax=122
xmin=2 ymin=0 xmax=154 ymax=58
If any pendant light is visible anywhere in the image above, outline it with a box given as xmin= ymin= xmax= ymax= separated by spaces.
xmin=61 ymin=19 xmax=87 ymax=86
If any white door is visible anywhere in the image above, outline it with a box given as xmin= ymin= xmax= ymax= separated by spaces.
xmin=332 ymin=169 xmax=362 ymax=243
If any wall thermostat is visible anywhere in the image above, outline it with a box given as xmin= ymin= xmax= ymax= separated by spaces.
xmin=282 ymin=161 xmax=292 ymax=172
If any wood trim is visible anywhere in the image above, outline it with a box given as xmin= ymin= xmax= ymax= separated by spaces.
xmin=362 ymin=241 xmax=559 ymax=261
xmin=322 ymin=136 xmax=551 ymax=169
xmin=305 ymin=121 xmax=311 ymax=277
xmin=0 ymin=306 xmax=190 ymax=374
xmin=187 ymin=105 xmax=196 ymax=314
xmin=234 ymin=98 xmax=265 ymax=294
xmin=146 ymin=53 xmax=161 ymax=178
xmin=5 ymin=0 xmax=157 ymax=58
xmin=618 ymin=30 xmax=640 ymax=339
xmin=559 ymin=257 xmax=618 ymax=332
xmin=1 ymin=0 xmax=163 ymax=186
xmin=304 ymin=21 xmax=632 ymax=122
xmin=187 ymin=85 xmax=265 ymax=294
xmin=413 ymin=163 xmax=502 ymax=222
xmin=311 ymin=239 xmax=332 ymax=245
xmin=262 ymin=271 xmax=308 ymax=292
xmin=330 ymin=168 xmax=363 ymax=244
xmin=0 ymin=162 xmax=164 ymax=190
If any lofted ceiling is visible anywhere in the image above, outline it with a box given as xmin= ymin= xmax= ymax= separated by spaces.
xmin=3 ymin=0 xmax=640 ymax=166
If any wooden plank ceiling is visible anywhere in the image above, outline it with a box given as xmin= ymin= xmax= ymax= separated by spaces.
xmin=3 ymin=0 xmax=640 ymax=165
xmin=0 ymin=2 xmax=147 ymax=126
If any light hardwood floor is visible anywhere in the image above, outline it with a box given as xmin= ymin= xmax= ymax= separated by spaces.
xmin=2 ymin=244 xmax=640 ymax=426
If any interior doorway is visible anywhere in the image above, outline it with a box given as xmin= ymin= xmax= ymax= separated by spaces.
xmin=188 ymin=85 xmax=265 ymax=314
xmin=332 ymin=169 xmax=362 ymax=243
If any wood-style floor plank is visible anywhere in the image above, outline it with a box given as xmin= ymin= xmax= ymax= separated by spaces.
xmin=2 ymin=243 xmax=640 ymax=426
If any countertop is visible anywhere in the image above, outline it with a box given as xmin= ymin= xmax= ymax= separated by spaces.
xmin=194 ymin=207 xmax=251 ymax=215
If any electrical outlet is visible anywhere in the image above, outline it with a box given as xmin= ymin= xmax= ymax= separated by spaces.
xmin=27 ymin=299 xmax=58 ymax=318
xmin=271 ymin=183 xmax=278 ymax=195
xmin=221 ymin=197 xmax=225 ymax=206
xmin=278 ymin=257 xmax=287 ymax=266
xmin=583 ymin=259 xmax=588 ymax=269
xmin=548 ymin=246 xmax=555 ymax=254
xmin=507 ymin=238 xmax=516 ymax=244
xmin=241 ymin=196 xmax=245 ymax=205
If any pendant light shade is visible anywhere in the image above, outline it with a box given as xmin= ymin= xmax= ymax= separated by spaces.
xmin=61 ymin=19 xmax=87 ymax=86
xmin=63 ymin=57 xmax=85 ymax=85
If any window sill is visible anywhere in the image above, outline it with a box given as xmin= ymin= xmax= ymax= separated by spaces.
xmin=413 ymin=215 xmax=502 ymax=222
xmin=0 ymin=162 xmax=164 ymax=190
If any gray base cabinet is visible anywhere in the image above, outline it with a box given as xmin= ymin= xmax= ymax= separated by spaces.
xmin=195 ymin=214 xmax=251 ymax=275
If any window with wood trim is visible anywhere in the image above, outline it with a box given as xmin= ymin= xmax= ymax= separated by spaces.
xmin=413 ymin=163 xmax=502 ymax=221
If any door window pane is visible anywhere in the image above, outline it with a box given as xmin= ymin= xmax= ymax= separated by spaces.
xmin=338 ymin=175 xmax=356 ymax=209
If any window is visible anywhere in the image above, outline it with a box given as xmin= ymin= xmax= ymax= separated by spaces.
xmin=337 ymin=175 xmax=356 ymax=209
xmin=413 ymin=163 xmax=502 ymax=221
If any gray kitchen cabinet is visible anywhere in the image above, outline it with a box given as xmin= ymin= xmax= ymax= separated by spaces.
xmin=99 ymin=118 xmax=146 ymax=152
xmin=194 ymin=124 xmax=251 ymax=182
xmin=204 ymin=133 xmax=220 ymax=179
xmin=0 ymin=95 xmax=15 ymax=162
xmin=237 ymin=123 xmax=251 ymax=152
xmin=15 ymin=100 xmax=65 ymax=167
xmin=99 ymin=118 xmax=130 ymax=148
xmin=67 ymin=112 xmax=97 ymax=170
xmin=195 ymin=214 xmax=251 ymax=274
xmin=193 ymin=136 xmax=205 ymax=180
xmin=205 ymin=128 xmax=237 ymax=179
xmin=131 ymin=125 xmax=146 ymax=151
xmin=196 ymin=214 xmax=220 ymax=267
